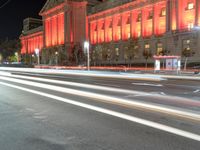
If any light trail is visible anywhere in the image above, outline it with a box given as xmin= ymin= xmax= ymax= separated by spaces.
xmin=0 ymin=71 xmax=147 ymax=95
xmin=0 ymin=67 xmax=165 ymax=81
xmin=0 ymin=75 xmax=199 ymax=121
xmin=132 ymin=82 xmax=163 ymax=87
xmin=0 ymin=81 xmax=200 ymax=142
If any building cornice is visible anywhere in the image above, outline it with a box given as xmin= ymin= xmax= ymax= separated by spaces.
xmin=39 ymin=1 xmax=65 ymax=16
xmin=20 ymin=27 xmax=43 ymax=39
xmin=88 ymin=0 xmax=166 ymax=20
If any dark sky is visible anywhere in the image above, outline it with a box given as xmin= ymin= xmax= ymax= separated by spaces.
xmin=0 ymin=0 xmax=46 ymax=39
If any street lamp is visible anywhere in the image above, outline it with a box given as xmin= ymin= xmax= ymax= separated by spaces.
xmin=15 ymin=52 xmax=18 ymax=62
xmin=31 ymin=54 xmax=35 ymax=65
xmin=55 ymin=51 xmax=58 ymax=65
xmin=84 ymin=41 xmax=90 ymax=71
xmin=35 ymin=48 xmax=40 ymax=65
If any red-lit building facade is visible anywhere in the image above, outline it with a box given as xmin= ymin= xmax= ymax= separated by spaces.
xmin=20 ymin=0 xmax=200 ymax=65
xmin=20 ymin=18 xmax=44 ymax=63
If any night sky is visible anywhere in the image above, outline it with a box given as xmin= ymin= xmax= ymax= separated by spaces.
xmin=0 ymin=0 xmax=46 ymax=39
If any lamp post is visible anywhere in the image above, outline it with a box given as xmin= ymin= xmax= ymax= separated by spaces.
xmin=31 ymin=54 xmax=34 ymax=65
xmin=55 ymin=51 xmax=58 ymax=65
xmin=35 ymin=48 xmax=40 ymax=65
xmin=15 ymin=52 xmax=18 ymax=62
xmin=84 ymin=41 xmax=90 ymax=71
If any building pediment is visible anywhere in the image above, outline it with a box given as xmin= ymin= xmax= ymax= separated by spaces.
xmin=40 ymin=0 xmax=65 ymax=15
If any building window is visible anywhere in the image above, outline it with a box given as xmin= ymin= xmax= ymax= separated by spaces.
xmin=117 ymin=18 xmax=121 ymax=26
xmin=115 ymin=48 xmax=119 ymax=57
xmin=160 ymin=8 xmax=166 ymax=17
xmin=187 ymin=3 xmax=194 ymax=10
xmin=101 ymin=23 xmax=105 ymax=30
xmin=183 ymin=39 xmax=191 ymax=51
xmin=188 ymin=23 xmax=194 ymax=30
xmin=145 ymin=43 xmax=150 ymax=49
xmin=107 ymin=49 xmax=111 ymax=61
xmin=137 ymin=31 xmax=141 ymax=37
xmin=94 ymin=25 xmax=97 ymax=32
xmin=157 ymin=43 xmax=163 ymax=55
xmin=126 ymin=16 xmax=130 ymax=24
xmin=137 ymin=13 xmax=142 ymax=22
xmin=183 ymin=39 xmax=190 ymax=44
xmin=148 ymin=11 xmax=153 ymax=20
xmin=124 ymin=47 xmax=129 ymax=60
xmin=134 ymin=45 xmax=139 ymax=50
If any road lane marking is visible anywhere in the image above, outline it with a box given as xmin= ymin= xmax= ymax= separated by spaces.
xmin=94 ymin=82 xmax=120 ymax=88
xmin=0 ymin=75 xmax=200 ymax=121
xmin=0 ymin=67 xmax=165 ymax=81
xmin=4 ymin=73 xmax=200 ymax=107
xmin=150 ymin=92 xmax=167 ymax=96
xmin=193 ymin=89 xmax=200 ymax=93
xmin=125 ymin=94 xmax=153 ymax=97
xmin=0 ymin=72 xmax=144 ymax=95
xmin=0 ymin=81 xmax=200 ymax=142
xmin=0 ymin=71 xmax=11 ymax=76
xmin=132 ymin=83 xmax=163 ymax=87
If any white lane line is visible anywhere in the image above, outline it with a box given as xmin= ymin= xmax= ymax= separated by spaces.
xmin=0 ymin=67 xmax=164 ymax=81
xmin=193 ymin=90 xmax=200 ymax=93
xmin=0 ymin=72 xmax=142 ymax=95
xmin=2 ymin=72 xmax=199 ymax=107
xmin=0 ymin=76 xmax=199 ymax=121
xmin=150 ymin=92 xmax=167 ymax=96
xmin=0 ymin=71 xmax=11 ymax=76
xmin=94 ymin=82 xmax=120 ymax=88
xmin=125 ymin=93 xmax=153 ymax=98
xmin=0 ymin=81 xmax=200 ymax=142
xmin=132 ymin=82 xmax=163 ymax=87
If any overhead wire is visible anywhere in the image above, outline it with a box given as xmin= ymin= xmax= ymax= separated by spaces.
xmin=0 ymin=0 xmax=11 ymax=9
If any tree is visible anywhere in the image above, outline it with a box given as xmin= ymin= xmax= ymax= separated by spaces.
xmin=143 ymin=49 xmax=152 ymax=69
xmin=182 ymin=48 xmax=195 ymax=70
xmin=0 ymin=38 xmax=21 ymax=62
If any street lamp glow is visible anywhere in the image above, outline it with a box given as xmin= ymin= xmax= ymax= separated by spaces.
xmin=84 ymin=41 xmax=90 ymax=71
xmin=35 ymin=48 xmax=40 ymax=65
xmin=84 ymin=41 xmax=89 ymax=49
xmin=55 ymin=51 xmax=58 ymax=65
xmin=15 ymin=52 xmax=19 ymax=62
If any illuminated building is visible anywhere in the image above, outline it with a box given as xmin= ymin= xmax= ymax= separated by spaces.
xmin=20 ymin=18 xmax=43 ymax=59
xmin=20 ymin=0 xmax=200 ymax=65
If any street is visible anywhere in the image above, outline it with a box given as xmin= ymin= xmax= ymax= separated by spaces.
xmin=0 ymin=68 xmax=199 ymax=150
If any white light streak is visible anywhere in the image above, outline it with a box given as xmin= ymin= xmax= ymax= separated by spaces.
xmin=0 ymin=81 xmax=200 ymax=142
xmin=0 ymin=75 xmax=199 ymax=121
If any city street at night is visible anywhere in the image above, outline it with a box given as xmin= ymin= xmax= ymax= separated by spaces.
xmin=1 ymin=0 xmax=200 ymax=149
xmin=0 ymin=68 xmax=199 ymax=150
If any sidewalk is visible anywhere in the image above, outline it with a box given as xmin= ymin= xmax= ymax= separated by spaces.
xmin=0 ymin=66 xmax=200 ymax=81
xmin=33 ymin=65 xmax=200 ymax=81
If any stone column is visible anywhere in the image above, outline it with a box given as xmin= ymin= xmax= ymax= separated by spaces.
xmin=195 ymin=0 xmax=199 ymax=26
xmin=176 ymin=0 xmax=179 ymax=30
xmin=141 ymin=10 xmax=143 ymax=38
xmin=104 ymin=18 xmax=106 ymax=43
xmin=120 ymin=14 xmax=123 ymax=40
xmin=112 ymin=15 xmax=114 ymax=41
xmin=166 ymin=0 xmax=170 ymax=32
xmin=152 ymin=5 xmax=155 ymax=35
xmin=130 ymin=10 xmax=133 ymax=39
xmin=43 ymin=17 xmax=46 ymax=47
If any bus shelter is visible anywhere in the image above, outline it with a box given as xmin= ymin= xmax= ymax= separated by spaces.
xmin=153 ymin=55 xmax=181 ymax=74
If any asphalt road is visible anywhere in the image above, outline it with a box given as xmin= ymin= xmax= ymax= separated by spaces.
xmin=0 ymin=69 xmax=199 ymax=150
